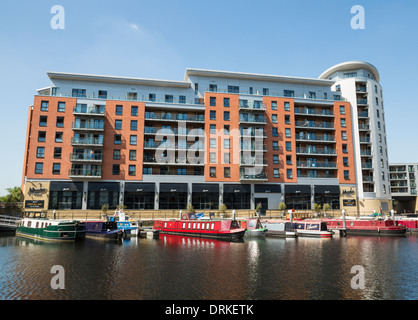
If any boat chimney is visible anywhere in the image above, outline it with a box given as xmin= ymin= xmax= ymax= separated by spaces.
xmin=179 ymin=210 xmax=182 ymax=220
xmin=289 ymin=210 xmax=293 ymax=224
xmin=342 ymin=209 xmax=346 ymax=230
xmin=391 ymin=209 xmax=395 ymax=220
xmin=232 ymin=210 xmax=236 ymax=220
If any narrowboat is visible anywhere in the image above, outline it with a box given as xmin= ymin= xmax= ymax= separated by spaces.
xmin=395 ymin=219 xmax=418 ymax=235
xmin=324 ymin=218 xmax=406 ymax=236
xmin=85 ymin=221 xmax=124 ymax=242
xmin=153 ymin=213 xmax=246 ymax=241
xmin=107 ymin=212 xmax=140 ymax=237
xmin=260 ymin=220 xmax=297 ymax=238
xmin=238 ymin=218 xmax=267 ymax=237
xmin=293 ymin=220 xmax=333 ymax=238
xmin=16 ymin=217 xmax=86 ymax=242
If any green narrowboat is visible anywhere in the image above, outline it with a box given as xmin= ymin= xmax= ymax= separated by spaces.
xmin=16 ymin=217 xmax=86 ymax=242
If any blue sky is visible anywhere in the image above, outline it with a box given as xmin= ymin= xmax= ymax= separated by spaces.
xmin=0 ymin=0 xmax=417 ymax=196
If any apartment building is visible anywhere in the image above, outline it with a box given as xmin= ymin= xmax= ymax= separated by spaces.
xmin=21 ymin=61 xmax=390 ymax=214
xmin=389 ymin=163 xmax=418 ymax=213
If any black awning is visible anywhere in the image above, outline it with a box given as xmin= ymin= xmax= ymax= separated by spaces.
xmin=192 ymin=183 xmax=219 ymax=193
xmin=223 ymin=184 xmax=251 ymax=193
xmin=50 ymin=182 xmax=83 ymax=192
xmin=314 ymin=185 xmax=340 ymax=194
xmin=255 ymin=184 xmax=282 ymax=193
xmin=160 ymin=183 xmax=188 ymax=193
xmin=125 ymin=183 xmax=155 ymax=193
xmin=285 ymin=185 xmax=311 ymax=194
xmin=88 ymin=182 xmax=120 ymax=192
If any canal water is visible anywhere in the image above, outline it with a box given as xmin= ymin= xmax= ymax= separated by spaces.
xmin=0 ymin=233 xmax=417 ymax=301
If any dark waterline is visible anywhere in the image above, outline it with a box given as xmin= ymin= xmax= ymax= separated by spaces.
xmin=0 ymin=234 xmax=417 ymax=300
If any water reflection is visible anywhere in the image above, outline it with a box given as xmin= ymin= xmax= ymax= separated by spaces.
xmin=0 ymin=234 xmax=417 ymax=300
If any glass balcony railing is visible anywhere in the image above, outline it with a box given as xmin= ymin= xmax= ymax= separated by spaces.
xmin=73 ymin=105 xmax=105 ymax=115
xmin=70 ymin=153 xmax=103 ymax=162
xmin=297 ymin=161 xmax=337 ymax=168
xmin=71 ymin=137 xmax=104 ymax=146
xmin=296 ymin=147 xmax=336 ymax=155
xmin=68 ymin=168 xmax=102 ymax=177
xmin=357 ymin=99 xmax=368 ymax=105
xmin=295 ymin=135 xmax=336 ymax=142
xmin=239 ymin=115 xmax=267 ymax=124
xmin=240 ymin=172 xmax=268 ymax=180
xmin=72 ymin=121 xmax=105 ymax=130
xmin=295 ymin=121 xmax=334 ymax=129
xmin=294 ymin=108 xmax=334 ymax=116
xmin=145 ymin=113 xmax=204 ymax=122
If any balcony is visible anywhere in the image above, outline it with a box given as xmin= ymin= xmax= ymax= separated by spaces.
xmin=143 ymin=141 xmax=204 ymax=150
xmin=363 ymin=176 xmax=374 ymax=182
xmin=238 ymin=100 xmax=266 ymax=111
xmin=361 ymin=163 xmax=373 ymax=169
xmin=360 ymin=150 xmax=372 ymax=156
xmin=73 ymin=105 xmax=105 ymax=116
xmin=240 ymin=144 xmax=268 ymax=152
xmin=72 ymin=121 xmax=105 ymax=131
xmin=239 ymin=115 xmax=267 ymax=124
xmin=297 ymin=173 xmax=337 ymax=179
xmin=71 ymin=137 xmax=104 ymax=146
xmin=143 ymin=168 xmax=204 ymax=176
xmin=295 ymin=134 xmax=336 ymax=143
xmin=144 ymin=127 xmax=205 ymax=136
xmin=143 ymin=156 xmax=204 ymax=166
xmin=239 ymin=129 xmax=267 ymax=138
xmin=294 ymin=108 xmax=334 ymax=117
xmin=356 ymin=87 xmax=367 ymax=93
xmin=357 ymin=99 xmax=368 ymax=105
xmin=295 ymin=121 xmax=335 ymax=130
xmin=240 ymin=171 xmax=268 ymax=181
xmin=240 ymin=158 xmax=268 ymax=166
xmin=358 ymin=111 xmax=369 ymax=118
xmin=296 ymin=147 xmax=336 ymax=156
xmin=359 ymin=137 xmax=371 ymax=143
xmin=70 ymin=153 xmax=103 ymax=163
xmin=297 ymin=161 xmax=337 ymax=169
xmin=145 ymin=112 xmax=205 ymax=123
xmin=68 ymin=168 xmax=102 ymax=179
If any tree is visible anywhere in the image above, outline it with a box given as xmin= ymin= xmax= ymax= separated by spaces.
xmin=313 ymin=203 xmax=321 ymax=213
xmin=278 ymin=202 xmax=287 ymax=211
xmin=0 ymin=186 xmax=22 ymax=214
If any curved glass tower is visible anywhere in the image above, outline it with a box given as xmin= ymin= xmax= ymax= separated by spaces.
xmin=319 ymin=61 xmax=392 ymax=213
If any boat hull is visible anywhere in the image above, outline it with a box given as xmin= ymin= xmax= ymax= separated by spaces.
xmin=159 ymin=229 xmax=246 ymax=241
xmin=245 ymin=228 xmax=267 ymax=237
xmin=265 ymin=230 xmax=297 ymax=238
xmin=16 ymin=222 xmax=85 ymax=242
xmin=324 ymin=219 xmax=407 ymax=237
xmin=85 ymin=230 xmax=123 ymax=242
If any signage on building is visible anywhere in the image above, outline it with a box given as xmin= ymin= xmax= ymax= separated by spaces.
xmin=25 ymin=200 xmax=45 ymax=209
xmin=343 ymin=199 xmax=356 ymax=207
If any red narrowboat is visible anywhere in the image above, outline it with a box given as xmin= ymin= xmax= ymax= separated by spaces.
xmin=324 ymin=218 xmax=406 ymax=236
xmin=395 ymin=219 xmax=418 ymax=234
xmin=153 ymin=213 xmax=246 ymax=241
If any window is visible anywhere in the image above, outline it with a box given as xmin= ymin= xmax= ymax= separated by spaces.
xmin=376 ymin=97 xmax=379 ymax=106
xmin=115 ymin=119 xmax=122 ymax=130
xmin=284 ymin=102 xmax=290 ymax=111
xmin=224 ymin=139 xmax=230 ymax=149
xmin=340 ymin=118 xmax=346 ymax=127
xmin=224 ymin=98 xmax=230 ymax=107
xmin=130 ymin=120 xmax=138 ymax=131
xmin=285 ymin=115 xmax=290 ymax=124
xmin=343 ymin=157 xmax=349 ymax=167
xmin=129 ymin=165 xmax=136 ymax=176
xmin=376 ymin=109 xmax=380 ymax=118
xmin=285 ymin=128 xmax=291 ymax=138
xmin=115 ymin=105 xmax=123 ymax=115
xmin=273 ymin=154 xmax=279 ymax=164
xmin=272 ymin=114 xmax=278 ymax=123
xmin=35 ymin=163 xmax=43 ymax=174
xmin=38 ymin=131 xmax=46 ymax=142
xmin=39 ymin=116 xmax=47 ymax=127
xmin=227 ymin=85 xmax=239 ymax=93
xmin=210 ymin=124 xmax=216 ymax=134
xmin=113 ymin=149 xmax=121 ymax=160
xmin=57 ymin=102 xmax=65 ymax=112
xmin=54 ymin=147 xmax=62 ymax=159
xmin=342 ymin=144 xmax=348 ymax=153
xmin=114 ymin=134 xmax=122 ymax=145
xmin=286 ymin=141 xmax=292 ymax=151
xmin=224 ymin=153 xmax=230 ymax=164
xmin=286 ymin=155 xmax=292 ymax=165
xmin=72 ymin=89 xmax=86 ymax=97
xmin=378 ymin=121 xmax=381 ymax=130
xmin=179 ymin=95 xmax=186 ymax=104
xmin=165 ymin=95 xmax=173 ymax=103
xmin=224 ymin=167 xmax=231 ymax=178
xmin=51 ymin=87 xmax=59 ymax=96
xmin=271 ymin=101 xmax=277 ymax=110
xmin=210 ymin=111 xmax=216 ymax=120
xmin=224 ymin=125 xmax=230 ymax=135
xmin=36 ymin=147 xmax=45 ymax=158
xmin=273 ymin=169 xmax=280 ymax=178
xmin=224 ymin=111 xmax=230 ymax=121
xmin=344 ymin=170 xmax=350 ymax=180
xmin=309 ymin=91 xmax=316 ymax=99
xmin=272 ymin=128 xmax=278 ymax=137
xmin=128 ymin=92 xmax=137 ymax=101
xmin=130 ymin=135 xmax=137 ymax=145
xmin=56 ymin=116 xmax=64 ymax=128
xmin=272 ymin=141 xmax=279 ymax=150
xmin=52 ymin=163 xmax=61 ymax=175
xmin=41 ymin=101 xmax=49 ymax=111
xmin=287 ymin=169 xmax=293 ymax=179
xmin=209 ymin=84 xmax=217 ymax=92
xmin=379 ymin=146 xmax=383 ymax=155
xmin=149 ymin=93 xmax=156 ymax=102
xmin=263 ymin=88 xmax=269 ymax=96
xmin=342 ymin=131 xmax=347 ymax=140
xmin=98 ymin=90 xmax=107 ymax=99
xmin=129 ymin=150 xmax=136 ymax=161
xmin=284 ymin=90 xmax=294 ymax=97
xmin=210 ymin=138 xmax=216 ymax=148
xmin=210 ymin=152 xmax=217 ymax=163
xmin=340 ymin=105 xmax=345 ymax=114
xmin=210 ymin=97 xmax=216 ymax=106
xmin=112 ymin=164 xmax=120 ymax=175
xmin=131 ymin=106 xmax=138 ymax=116
xmin=210 ymin=167 xmax=216 ymax=177
xmin=55 ymin=132 xmax=63 ymax=143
